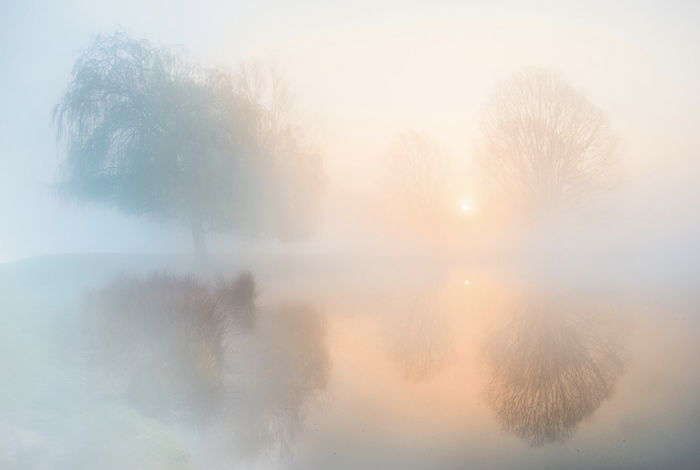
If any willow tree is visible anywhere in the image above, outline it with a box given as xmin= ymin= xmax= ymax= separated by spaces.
xmin=54 ymin=33 xmax=323 ymax=260
xmin=481 ymin=70 xmax=617 ymax=216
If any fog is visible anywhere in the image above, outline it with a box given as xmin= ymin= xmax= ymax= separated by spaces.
xmin=2 ymin=1 xmax=700 ymax=469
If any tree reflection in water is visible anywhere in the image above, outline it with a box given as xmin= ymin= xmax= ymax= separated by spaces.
xmin=486 ymin=299 xmax=625 ymax=446
xmin=386 ymin=292 xmax=453 ymax=383
xmin=221 ymin=302 xmax=331 ymax=463
xmin=86 ymin=274 xmax=330 ymax=467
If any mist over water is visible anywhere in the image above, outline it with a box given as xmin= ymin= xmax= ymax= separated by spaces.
xmin=2 ymin=1 xmax=700 ymax=469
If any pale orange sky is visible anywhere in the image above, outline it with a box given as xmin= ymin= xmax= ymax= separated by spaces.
xmin=2 ymin=0 xmax=699 ymax=258
xmin=271 ymin=19 xmax=691 ymax=180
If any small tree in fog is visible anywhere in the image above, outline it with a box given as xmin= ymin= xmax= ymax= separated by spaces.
xmin=233 ymin=60 xmax=324 ymax=240
xmin=481 ymin=70 xmax=616 ymax=215
xmin=380 ymin=131 xmax=454 ymax=229
xmin=55 ymin=33 xmax=324 ymax=260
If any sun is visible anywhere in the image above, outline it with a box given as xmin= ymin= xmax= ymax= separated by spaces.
xmin=460 ymin=202 xmax=471 ymax=213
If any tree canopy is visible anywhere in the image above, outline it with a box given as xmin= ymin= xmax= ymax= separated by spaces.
xmin=480 ymin=70 xmax=616 ymax=217
xmin=54 ymin=33 xmax=323 ymax=259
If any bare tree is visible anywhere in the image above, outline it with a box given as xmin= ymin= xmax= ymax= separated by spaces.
xmin=233 ymin=60 xmax=325 ymax=240
xmin=381 ymin=131 xmax=454 ymax=229
xmin=481 ymin=70 xmax=616 ymax=215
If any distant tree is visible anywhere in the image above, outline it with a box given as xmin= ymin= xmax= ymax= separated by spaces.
xmin=480 ymin=70 xmax=616 ymax=216
xmin=54 ymin=33 xmax=323 ymax=260
xmin=233 ymin=61 xmax=324 ymax=240
xmin=380 ymin=131 xmax=454 ymax=230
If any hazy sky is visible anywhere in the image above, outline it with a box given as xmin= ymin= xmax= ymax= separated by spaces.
xmin=1 ymin=0 xmax=699 ymax=261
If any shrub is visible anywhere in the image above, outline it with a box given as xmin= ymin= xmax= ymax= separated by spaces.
xmin=86 ymin=271 xmax=257 ymax=420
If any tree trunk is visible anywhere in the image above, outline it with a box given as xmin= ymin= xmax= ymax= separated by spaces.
xmin=190 ymin=210 xmax=208 ymax=265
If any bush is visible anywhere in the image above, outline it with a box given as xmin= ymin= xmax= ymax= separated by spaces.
xmin=84 ymin=270 xmax=329 ymax=462
xmin=86 ymin=271 xmax=257 ymax=420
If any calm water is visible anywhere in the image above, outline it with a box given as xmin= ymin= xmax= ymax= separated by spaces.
xmin=2 ymin=256 xmax=699 ymax=469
